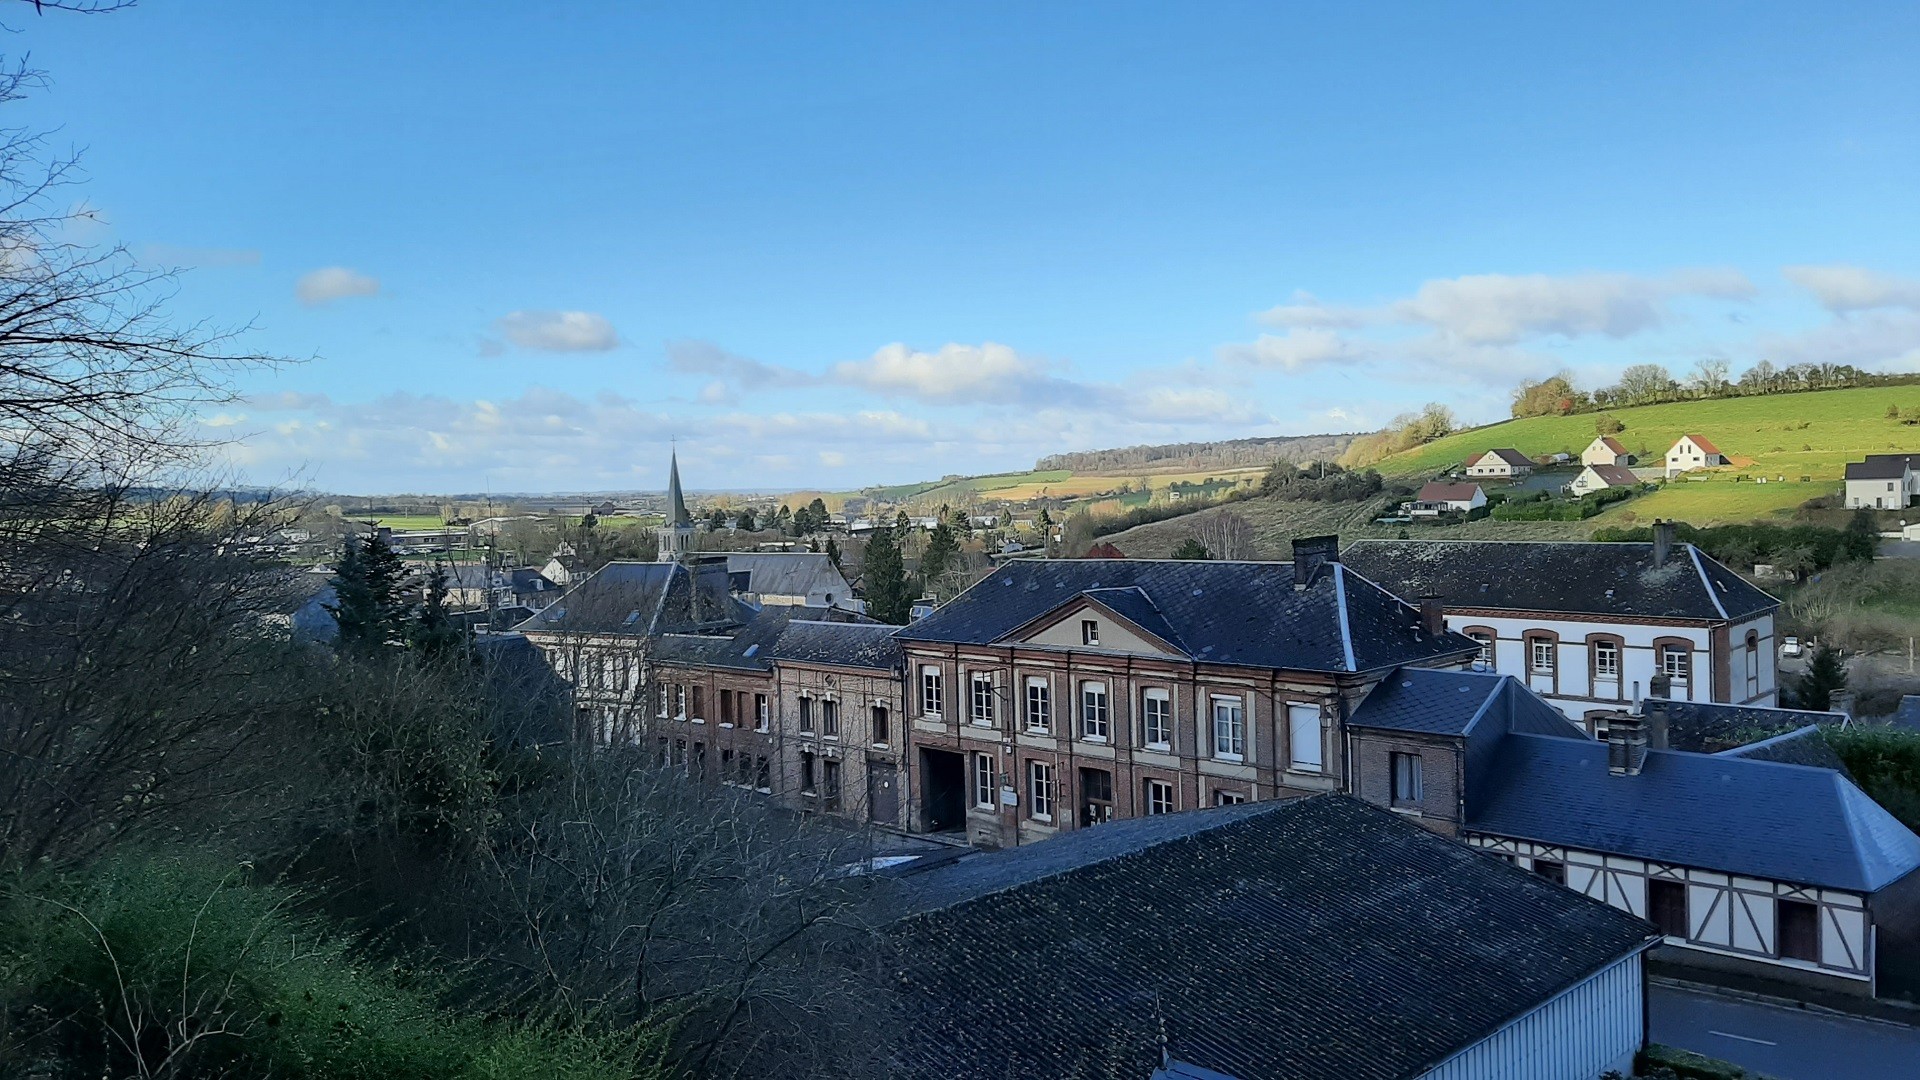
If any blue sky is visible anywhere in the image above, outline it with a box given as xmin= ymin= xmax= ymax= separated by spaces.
xmin=21 ymin=2 xmax=1920 ymax=493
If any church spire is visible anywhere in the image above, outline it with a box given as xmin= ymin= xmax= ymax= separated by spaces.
xmin=659 ymin=448 xmax=695 ymax=562
xmin=666 ymin=448 xmax=692 ymax=527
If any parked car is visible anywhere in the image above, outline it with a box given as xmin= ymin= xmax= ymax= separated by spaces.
xmin=1781 ymin=636 xmax=1802 ymax=657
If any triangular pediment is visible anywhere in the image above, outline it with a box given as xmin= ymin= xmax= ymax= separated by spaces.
xmin=997 ymin=591 xmax=1188 ymax=657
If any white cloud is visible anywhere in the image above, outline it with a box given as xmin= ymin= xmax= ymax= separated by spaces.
xmin=832 ymin=342 xmax=1069 ymax=405
xmin=1783 ymin=265 xmax=1920 ymax=313
xmin=1218 ymin=328 xmax=1360 ymax=370
xmin=1759 ymin=311 xmax=1920 ymax=371
xmin=818 ymin=450 xmax=847 ymax=467
xmin=497 ymin=310 xmax=619 ymax=352
xmin=296 ymin=266 xmax=381 ymax=306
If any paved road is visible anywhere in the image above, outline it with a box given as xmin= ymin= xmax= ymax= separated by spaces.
xmin=1650 ymin=984 xmax=1920 ymax=1080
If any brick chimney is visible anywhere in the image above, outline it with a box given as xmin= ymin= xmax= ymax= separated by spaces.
xmin=1603 ymin=710 xmax=1648 ymax=776
xmin=1651 ymin=519 xmax=1675 ymax=569
xmin=1418 ymin=594 xmax=1446 ymax=638
xmin=1643 ymin=697 xmax=1670 ymax=751
xmin=1291 ymin=535 xmax=1340 ymax=591
xmin=1648 ymin=672 xmax=1671 ymax=701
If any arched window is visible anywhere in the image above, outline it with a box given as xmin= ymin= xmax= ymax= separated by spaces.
xmin=1745 ymin=631 xmax=1761 ymax=698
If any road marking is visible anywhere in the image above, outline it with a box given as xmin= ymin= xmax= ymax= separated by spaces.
xmin=1709 ymin=1030 xmax=1778 ymax=1046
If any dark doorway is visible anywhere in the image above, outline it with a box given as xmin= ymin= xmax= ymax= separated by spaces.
xmin=920 ymin=748 xmax=965 ymax=832
xmin=869 ymin=760 xmax=900 ymax=826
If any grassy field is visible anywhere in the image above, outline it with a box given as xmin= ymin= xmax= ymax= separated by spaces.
xmin=372 ymin=515 xmax=455 ymax=530
xmin=1376 ymin=385 xmax=1920 ymax=483
xmin=1100 ymin=496 xmax=1596 ymax=559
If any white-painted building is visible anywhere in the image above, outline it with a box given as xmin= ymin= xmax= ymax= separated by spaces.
xmin=1344 ymin=529 xmax=1782 ymax=724
xmin=1582 ymin=436 xmax=1635 ymax=467
xmin=1464 ymin=448 xmax=1536 ymax=479
xmin=1568 ymin=463 xmax=1639 ymax=497
xmin=1843 ymin=454 xmax=1919 ymax=510
xmin=1665 ymin=433 xmax=1725 ymax=477
xmin=1410 ymin=481 xmax=1486 ymax=516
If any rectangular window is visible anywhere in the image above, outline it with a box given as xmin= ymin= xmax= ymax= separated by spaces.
xmin=1211 ymin=695 xmax=1245 ymax=760
xmin=1212 ymin=789 xmax=1246 ymax=806
xmin=920 ymin=666 xmax=943 ymax=717
xmin=1287 ymin=703 xmax=1323 ymax=772
xmin=1081 ymin=619 xmax=1100 ymax=646
xmin=1532 ymin=858 xmax=1566 ymax=885
xmin=672 ymin=738 xmax=687 ymax=771
xmin=1529 ymin=638 xmax=1555 ymax=675
xmin=1025 ymin=677 xmax=1052 ymax=732
xmin=871 ymin=704 xmax=890 ymax=744
xmin=1080 ymin=682 xmax=1110 ymax=741
xmin=1469 ymin=632 xmax=1494 ymax=668
xmin=1028 ymin=760 xmax=1055 ymax=821
xmin=674 ymin=685 xmax=687 ymax=720
xmin=1143 ymin=778 xmax=1175 ymax=815
xmin=1142 ymin=688 xmax=1171 ymax=749
xmin=754 ymin=754 xmax=771 ymax=791
xmin=972 ymin=753 xmax=996 ymax=809
xmin=719 ymin=688 xmax=733 ymax=726
xmin=1079 ymin=767 xmax=1114 ymax=827
xmin=822 ymin=698 xmax=840 ymax=738
xmin=970 ymin=673 xmax=995 ymax=727
xmin=823 ymin=759 xmax=841 ymax=813
xmin=755 ymin=693 xmax=769 ymax=732
xmin=1778 ymin=899 xmax=1820 ymax=962
xmin=691 ymin=686 xmax=705 ymax=720
xmin=1648 ymin=879 xmax=1689 ymax=939
xmin=798 ymin=696 xmax=814 ymax=733
xmin=1390 ymin=752 xmax=1423 ymax=807
xmin=657 ymin=683 xmax=669 ymax=718
xmin=800 ymin=751 xmax=816 ymax=795
xmin=1662 ymin=646 xmax=1691 ymax=683
xmin=1746 ymin=638 xmax=1760 ymax=697
xmin=1594 ymin=639 xmax=1620 ymax=679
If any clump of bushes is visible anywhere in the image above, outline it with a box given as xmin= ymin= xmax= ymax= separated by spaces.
xmin=1490 ymin=485 xmax=1639 ymax=521
xmin=1592 ymin=518 xmax=1876 ymax=570
xmin=1259 ymin=461 xmax=1385 ymax=502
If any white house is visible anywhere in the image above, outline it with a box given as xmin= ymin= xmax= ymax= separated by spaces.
xmin=1665 ymin=434 xmax=1725 ymax=477
xmin=1410 ymin=481 xmax=1486 ymax=516
xmin=1582 ymin=436 xmax=1635 ymax=467
xmin=1568 ymin=464 xmax=1639 ymax=497
xmin=1344 ymin=526 xmax=1782 ymax=724
xmin=1464 ymin=448 xmax=1536 ymax=479
xmin=1843 ymin=453 xmax=1920 ymax=510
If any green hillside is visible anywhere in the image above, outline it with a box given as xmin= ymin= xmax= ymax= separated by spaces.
xmin=1377 ymin=385 xmax=1920 ymax=481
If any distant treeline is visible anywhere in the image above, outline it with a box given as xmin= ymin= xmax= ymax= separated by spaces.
xmin=1511 ymin=362 xmax=1920 ymax=419
xmin=1036 ymin=433 xmax=1355 ymax=474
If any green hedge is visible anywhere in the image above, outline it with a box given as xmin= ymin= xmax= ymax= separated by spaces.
xmin=1636 ymin=1042 xmax=1784 ymax=1079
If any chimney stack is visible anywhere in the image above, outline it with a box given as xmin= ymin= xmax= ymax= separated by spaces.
xmin=1651 ymin=519 xmax=1675 ymax=569
xmin=1648 ymin=672 xmax=1671 ymax=701
xmin=1291 ymin=535 xmax=1341 ymax=591
xmin=1644 ymin=697 xmax=1670 ymax=751
xmin=1418 ymin=594 xmax=1446 ymax=638
xmin=1603 ymin=710 xmax=1648 ymax=776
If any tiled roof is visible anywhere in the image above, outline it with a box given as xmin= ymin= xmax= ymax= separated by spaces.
xmin=895 ymin=559 xmax=1479 ymax=674
xmin=1467 ymin=733 xmax=1920 ymax=892
xmin=1583 ymin=464 xmax=1639 ymax=487
xmin=1649 ymin=699 xmax=1844 ymax=754
xmin=889 ymin=795 xmax=1656 ymax=1080
xmin=517 ymin=560 xmax=746 ymax=636
xmin=1347 ymin=667 xmax=1585 ymax=739
xmin=767 ymin=619 xmax=902 ymax=670
xmin=1342 ymin=539 xmax=1778 ymax=622
xmin=1415 ymin=481 xmax=1481 ymax=503
xmin=1676 ymin=433 xmax=1720 ymax=455
xmin=1597 ymin=437 xmax=1629 ymax=455
xmin=1844 ymin=454 xmax=1920 ymax=481
xmin=1082 ymin=541 xmax=1128 ymax=559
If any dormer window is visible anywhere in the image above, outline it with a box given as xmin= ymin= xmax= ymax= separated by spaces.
xmin=1081 ymin=619 xmax=1100 ymax=646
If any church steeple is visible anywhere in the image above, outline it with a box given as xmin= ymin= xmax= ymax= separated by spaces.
xmin=659 ymin=448 xmax=695 ymax=562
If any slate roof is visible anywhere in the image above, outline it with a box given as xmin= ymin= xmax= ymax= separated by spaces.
xmin=1718 ymin=726 xmax=1852 ymax=776
xmin=1415 ymin=481 xmax=1482 ymax=503
xmin=1467 ymin=733 xmax=1920 ymax=892
xmin=889 ymin=795 xmax=1656 ymax=1080
xmin=517 ymin=560 xmax=746 ymax=637
xmin=1844 ymin=454 xmax=1920 ymax=481
xmin=1676 ymin=433 xmax=1721 ymax=455
xmin=1648 ymin=699 xmax=1844 ymax=754
xmin=895 ymin=558 xmax=1480 ymax=674
xmin=724 ymin=552 xmax=848 ymax=599
xmin=1468 ymin=448 xmax=1535 ymax=468
xmin=1342 ymin=539 xmax=1778 ymax=622
xmin=1347 ymin=667 xmax=1586 ymax=739
xmin=766 ymin=619 xmax=902 ymax=671
xmin=1582 ymin=464 xmax=1640 ymax=487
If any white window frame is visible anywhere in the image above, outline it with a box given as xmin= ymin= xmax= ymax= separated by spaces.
xmin=972 ymin=752 xmax=995 ymax=809
xmin=1287 ymin=702 xmax=1324 ymax=773
xmin=1469 ymin=632 xmax=1494 ymax=667
xmin=1210 ymin=695 xmax=1246 ymax=762
xmin=1143 ymin=778 xmax=1175 ymax=816
xmin=1662 ymin=645 xmax=1692 ymax=684
xmin=674 ymin=685 xmax=687 ymax=721
xmin=1746 ymin=636 xmax=1760 ymax=697
xmin=1213 ymin=789 xmax=1246 ymax=806
xmin=755 ymin=693 xmax=770 ymax=732
xmin=1080 ymin=681 xmax=1110 ymax=742
xmin=969 ymin=672 xmax=996 ymax=727
xmin=1529 ymin=638 xmax=1555 ymax=675
xmin=1028 ymin=760 xmax=1055 ymax=822
xmin=1142 ymin=688 xmax=1172 ymax=750
xmin=1593 ymin=639 xmax=1620 ymax=679
xmin=1081 ymin=619 xmax=1100 ymax=646
xmin=821 ymin=697 xmax=839 ymax=739
xmin=920 ymin=665 xmax=943 ymax=718
xmin=1024 ymin=677 xmax=1051 ymax=733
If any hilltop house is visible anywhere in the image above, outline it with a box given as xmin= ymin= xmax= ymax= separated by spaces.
xmin=889 ymin=795 xmax=1658 ymax=1080
xmin=1464 ymin=448 xmax=1536 ymax=479
xmin=1665 ymin=434 xmax=1725 ymax=477
xmin=1344 ymin=667 xmax=1920 ymax=997
xmin=1843 ymin=453 xmax=1920 ymax=510
xmin=1343 ymin=526 xmax=1781 ymax=723
xmin=1582 ymin=436 xmax=1636 ymax=467
xmin=1410 ymin=481 xmax=1486 ymax=517
xmin=891 ymin=537 xmax=1479 ymax=847
xmin=1568 ymin=463 xmax=1639 ymax=497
